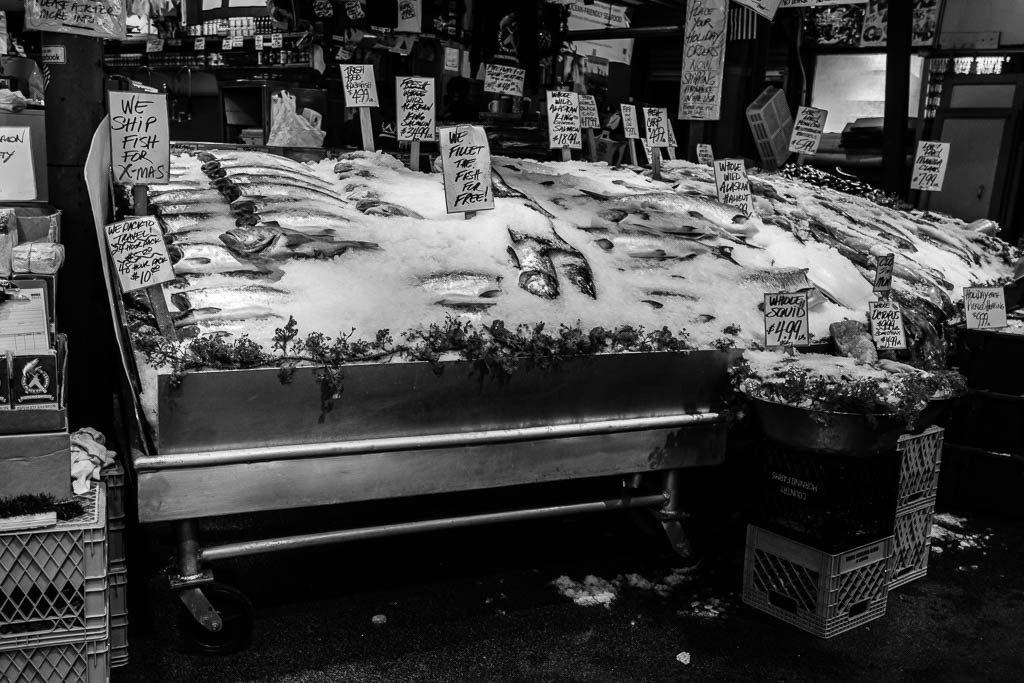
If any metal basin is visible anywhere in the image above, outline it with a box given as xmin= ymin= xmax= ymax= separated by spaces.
xmin=750 ymin=397 xmax=908 ymax=456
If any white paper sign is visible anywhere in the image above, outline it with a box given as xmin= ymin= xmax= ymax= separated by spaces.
xmin=869 ymin=300 xmax=908 ymax=350
xmin=696 ymin=143 xmax=714 ymax=166
xmin=108 ymin=92 xmax=170 ymax=184
xmin=444 ymin=47 xmax=460 ymax=71
xmin=714 ymin=158 xmax=754 ymax=216
xmin=254 ymin=35 xmax=264 ymax=51
xmin=439 ymin=125 xmax=494 ymax=214
xmin=340 ymin=64 xmax=379 ymax=107
xmin=621 ymin=104 xmax=640 ymax=139
xmin=788 ymin=106 xmax=828 ymax=155
xmin=667 ymin=120 xmax=678 ymax=147
xmin=396 ymin=76 xmax=435 ymax=142
xmin=764 ymin=291 xmax=810 ymax=347
xmin=579 ymin=95 xmax=600 ymax=129
xmin=397 ymin=0 xmax=422 ymax=33
xmin=25 ymin=0 xmax=127 ymax=40
xmin=679 ymin=0 xmax=727 ymax=121
xmin=0 ymin=127 xmax=37 ymax=201
xmin=781 ymin=1 xmax=867 ymax=7
xmin=271 ymin=33 xmax=283 ymax=48
xmin=547 ymin=91 xmax=582 ymax=150
xmin=483 ymin=63 xmax=526 ymax=97
xmin=104 ymin=216 xmax=175 ymax=293
xmin=41 ymin=45 xmax=67 ymax=64
xmin=194 ymin=37 xmax=206 ymax=51
xmin=735 ymin=0 xmax=782 ymax=20
xmin=873 ymin=253 xmax=895 ymax=292
xmin=910 ymin=141 xmax=950 ymax=192
xmin=642 ymin=107 xmax=670 ymax=148
xmin=146 ymin=37 xmax=163 ymax=53
xmin=964 ymin=287 xmax=1008 ymax=329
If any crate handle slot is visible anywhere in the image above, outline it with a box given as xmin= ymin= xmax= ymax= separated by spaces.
xmin=847 ymin=599 xmax=870 ymax=617
xmin=767 ymin=590 xmax=799 ymax=614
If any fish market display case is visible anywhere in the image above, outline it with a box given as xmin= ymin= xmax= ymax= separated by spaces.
xmin=102 ymin=142 xmax=739 ymax=653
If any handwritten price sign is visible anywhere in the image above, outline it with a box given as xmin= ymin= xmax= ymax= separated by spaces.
xmin=714 ymin=158 xmax=755 ymax=217
xmin=643 ymin=107 xmax=671 ymax=148
xmin=547 ymin=91 xmax=582 ymax=150
xmin=483 ymin=63 xmax=526 ymax=97
xmin=340 ymin=64 xmax=380 ymax=107
xmin=579 ymin=95 xmax=600 ymax=129
xmin=620 ymin=104 xmax=640 ymax=139
xmin=788 ymin=106 xmax=828 ymax=155
xmin=696 ymin=143 xmax=714 ymax=166
xmin=104 ymin=216 xmax=174 ymax=293
xmin=873 ymin=253 xmax=895 ymax=292
xmin=396 ymin=76 xmax=435 ymax=142
xmin=764 ymin=291 xmax=810 ymax=347
xmin=910 ymin=141 xmax=950 ymax=192
xmin=869 ymin=299 xmax=907 ymax=350
xmin=439 ymin=125 xmax=494 ymax=214
xmin=964 ymin=286 xmax=1008 ymax=329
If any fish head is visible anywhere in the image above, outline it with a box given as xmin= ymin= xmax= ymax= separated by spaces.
xmin=166 ymin=244 xmax=184 ymax=263
xmin=206 ymin=167 xmax=227 ymax=179
xmin=230 ymin=198 xmax=258 ymax=215
xmin=220 ymin=185 xmax=243 ymax=202
xmin=519 ymin=271 xmax=559 ymax=299
xmin=220 ymin=227 xmax=277 ymax=254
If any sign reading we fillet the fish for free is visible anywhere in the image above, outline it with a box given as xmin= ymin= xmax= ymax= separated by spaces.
xmin=340 ymin=65 xmax=380 ymax=107
xmin=713 ymin=158 xmax=755 ymax=217
xmin=0 ymin=127 xmax=37 ymax=201
xmin=108 ymin=92 xmax=170 ymax=185
xmin=643 ymin=107 xmax=671 ymax=148
xmin=483 ymin=64 xmax=526 ymax=97
xmin=910 ymin=141 xmax=950 ymax=192
xmin=788 ymin=106 xmax=828 ymax=155
xmin=964 ymin=286 xmax=1008 ymax=330
xmin=439 ymin=125 xmax=494 ymax=214
xmin=869 ymin=299 xmax=907 ymax=350
xmin=104 ymin=216 xmax=175 ymax=293
xmin=764 ymin=291 xmax=810 ymax=347
xmin=547 ymin=91 xmax=582 ymax=150
xmin=396 ymin=77 xmax=435 ymax=142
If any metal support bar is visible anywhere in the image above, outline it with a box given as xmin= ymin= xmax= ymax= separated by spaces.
xmin=566 ymin=26 xmax=685 ymax=41
xmin=200 ymin=494 xmax=665 ymax=562
xmin=137 ymin=412 xmax=723 ymax=470
xmin=176 ymin=519 xmax=203 ymax=578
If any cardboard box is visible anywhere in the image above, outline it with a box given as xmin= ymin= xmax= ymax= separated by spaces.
xmin=0 ymin=430 xmax=70 ymax=500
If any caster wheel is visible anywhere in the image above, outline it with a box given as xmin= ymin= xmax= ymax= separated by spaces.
xmin=177 ymin=582 xmax=254 ymax=655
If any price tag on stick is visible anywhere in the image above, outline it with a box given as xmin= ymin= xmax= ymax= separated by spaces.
xmin=620 ymin=104 xmax=639 ymax=165
xmin=873 ymin=253 xmax=895 ymax=292
xmin=964 ymin=286 xmax=1008 ymax=329
xmin=910 ymin=141 xmax=951 ymax=192
xmin=104 ymin=216 xmax=177 ymax=339
xmin=714 ymin=158 xmax=755 ymax=217
xmin=396 ymin=76 xmax=436 ymax=171
xmin=108 ymin=92 xmax=170 ymax=185
xmin=696 ymin=143 xmax=714 ymax=166
xmin=340 ymin=64 xmax=380 ymax=152
xmin=439 ymin=125 xmax=494 ymax=216
xmin=869 ymin=299 xmax=908 ymax=350
xmin=764 ymin=291 xmax=810 ymax=348
xmin=547 ymin=91 xmax=582 ymax=158
xmin=788 ymin=106 xmax=828 ymax=155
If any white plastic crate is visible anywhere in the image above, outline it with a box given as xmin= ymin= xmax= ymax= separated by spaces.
xmin=897 ymin=427 xmax=943 ymax=510
xmin=0 ymin=638 xmax=109 ymax=683
xmin=742 ymin=525 xmax=892 ymax=638
xmin=746 ymin=87 xmax=793 ymax=170
xmin=1 ymin=484 xmax=108 ymax=650
xmin=888 ymin=497 xmax=935 ymax=590
xmin=108 ymin=568 xmax=128 ymax=669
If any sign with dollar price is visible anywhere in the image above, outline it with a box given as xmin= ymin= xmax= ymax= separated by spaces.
xmin=104 ymin=216 xmax=174 ymax=292
xmin=910 ymin=141 xmax=950 ymax=192
xmin=271 ymin=33 xmax=283 ymax=48
xmin=620 ymin=104 xmax=640 ymax=139
xmin=873 ymin=253 xmax=895 ymax=292
xmin=788 ymin=106 xmax=828 ymax=155
xmin=964 ymin=286 xmax=1008 ymax=329
xmin=340 ymin=64 xmax=380 ymax=107
xmin=869 ymin=299 xmax=907 ymax=350
xmin=547 ymin=91 xmax=582 ymax=150
xmin=579 ymin=95 xmax=600 ymax=129
xmin=764 ymin=291 xmax=810 ymax=347
xmin=396 ymin=76 xmax=436 ymax=142
xmin=643 ymin=107 xmax=671 ymax=148
xmin=714 ymin=158 xmax=754 ymax=216
xmin=697 ymin=143 xmax=714 ymax=166
xmin=483 ymin=63 xmax=526 ymax=97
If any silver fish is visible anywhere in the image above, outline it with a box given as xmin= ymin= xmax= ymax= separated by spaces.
xmin=419 ymin=272 xmax=503 ymax=298
xmin=355 ymin=199 xmax=424 ymax=219
xmin=507 ymin=236 xmax=558 ymax=299
xmin=149 ymin=189 xmax=224 ymax=206
xmin=174 ymin=305 xmax=280 ymax=328
xmin=155 ymin=203 xmax=232 ymax=217
xmin=221 ymin=182 xmax=346 ymax=205
xmin=170 ymin=284 xmax=289 ymax=313
xmin=167 ymin=243 xmax=272 ymax=275
xmin=230 ymin=197 xmax=346 ymax=218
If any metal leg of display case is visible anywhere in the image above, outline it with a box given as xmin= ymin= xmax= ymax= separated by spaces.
xmin=656 ymin=469 xmax=694 ymax=559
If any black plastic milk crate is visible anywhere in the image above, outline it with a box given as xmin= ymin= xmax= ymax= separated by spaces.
xmin=752 ymin=441 xmax=900 ymax=552
xmin=944 ymin=390 xmax=1024 ymax=456
xmin=955 ymin=327 xmax=1024 ymax=394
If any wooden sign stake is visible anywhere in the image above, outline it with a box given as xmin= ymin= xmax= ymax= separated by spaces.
xmin=131 ymin=184 xmax=177 ymax=341
xmin=651 ymin=150 xmax=663 ymax=181
xmin=409 ymin=140 xmax=420 ymax=171
xmin=359 ymin=108 xmax=374 ymax=152
xmin=464 ymin=211 xmax=476 ymax=220
xmin=627 ymin=139 xmax=638 ymax=166
xmin=586 ymin=129 xmax=597 ymax=162
xmin=667 ymin=147 xmax=677 ymax=161
xmin=561 ymin=146 xmax=571 ymax=162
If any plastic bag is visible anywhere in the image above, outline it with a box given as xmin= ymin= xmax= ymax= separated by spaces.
xmin=266 ymin=91 xmax=326 ymax=148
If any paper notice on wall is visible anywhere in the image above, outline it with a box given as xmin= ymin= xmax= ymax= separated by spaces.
xmin=25 ymin=0 xmax=127 ymax=40
xmin=104 ymin=216 xmax=175 ymax=293
xmin=547 ymin=91 xmax=582 ymax=150
xmin=788 ymin=106 xmax=828 ymax=154
xmin=565 ymin=1 xmax=634 ymax=65
xmin=396 ymin=0 xmax=422 ymax=33
xmin=964 ymin=286 xmax=1008 ymax=330
xmin=439 ymin=125 xmax=494 ymax=214
xmin=643 ymin=107 xmax=671 ymax=148
xmin=444 ymin=47 xmax=460 ymax=71
xmin=679 ymin=0 xmax=728 ymax=121
xmin=620 ymin=104 xmax=640 ymax=139
xmin=873 ymin=253 xmax=895 ymax=292
xmin=396 ymin=76 xmax=435 ymax=142
xmin=910 ymin=141 xmax=950 ymax=192
xmin=340 ymin=64 xmax=380 ymax=107
xmin=714 ymin=158 xmax=754 ymax=216
xmin=869 ymin=299 xmax=908 ymax=350
xmin=483 ymin=63 xmax=525 ymax=97
xmin=0 ymin=127 xmax=37 ymax=201
xmin=579 ymin=95 xmax=600 ymax=129
xmin=764 ymin=291 xmax=810 ymax=347
xmin=735 ymin=0 xmax=782 ymax=20
xmin=697 ymin=143 xmax=714 ymax=166
xmin=780 ymin=0 xmax=867 ymax=7
xmin=107 ymin=92 xmax=170 ymax=185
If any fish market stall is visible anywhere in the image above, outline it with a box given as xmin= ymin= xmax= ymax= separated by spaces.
xmin=90 ymin=133 xmax=1016 ymax=650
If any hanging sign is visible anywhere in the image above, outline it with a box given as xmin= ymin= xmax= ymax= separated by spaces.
xmin=869 ymin=300 xmax=908 ymax=350
xmin=483 ymin=64 xmax=526 ymax=97
xmin=964 ymin=287 xmax=1008 ymax=330
xmin=439 ymin=125 xmax=494 ymax=214
xmin=25 ymin=0 xmax=127 ymax=40
xmin=714 ymin=158 xmax=754 ymax=216
xmin=444 ymin=47 xmax=460 ymax=72
xmin=873 ymin=253 xmax=895 ymax=292
xmin=697 ymin=143 xmax=714 ymax=166
xmin=254 ymin=35 xmax=264 ymax=51
xmin=547 ymin=91 xmax=582 ymax=150
xmin=764 ymin=291 xmax=810 ymax=347
xmin=788 ymin=106 xmax=828 ymax=155
xmin=146 ymin=37 xmax=164 ymax=53
xmin=620 ymin=104 xmax=640 ymax=139
xmin=271 ymin=33 xmax=283 ymax=48
xmin=104 ymin=216 xmax=174 ymax=293
xmin=910 ymin=141 xmax=950 ymax=192
xmin=579 ymin=95 xmax=600 ymax=129
xmin=108 ymin=92 xmax=170 ymax=184
xmin=735 ymin=0 xmax=782 ymax=20
xmin=340 ymin=65 xmax=380 ymax=107
xmin=396 ymin=0 xmax=422 ymax=33
xmin=396 ymin=77 xmax=436 ymax=142
xmin=781 ymin=0 xmax=867 ymax=7
xmin=678 ymin=0 xmax=727 ymax=121
xmin=0 ymin=128 xmax=38 ymax=201
xmin=194 ymin=37 xmax=206 ymax=51
xmin=642 ymin=107 xmax=670 ymax=148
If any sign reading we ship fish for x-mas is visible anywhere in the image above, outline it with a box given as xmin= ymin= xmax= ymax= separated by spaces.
xmin=440 ymin=125 xmax=494 ymax=214
xmin=679 ymin=0 xmax=727 ymax=121
xmin=108 ymin=92 xmax=170 ymax=184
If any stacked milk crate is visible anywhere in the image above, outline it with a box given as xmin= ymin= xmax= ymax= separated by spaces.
xmin=0 ymin=484 xmax=111 ymax=682
xmin=104 ymin=462 xmax=129 ymax=670
xmin=742 ymin=426 xmax=943 ymax=638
